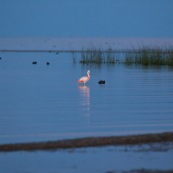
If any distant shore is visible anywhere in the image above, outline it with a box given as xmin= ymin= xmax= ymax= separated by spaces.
xmin=0 ymin=37 xmax=173 ymax=52
xmin=0 ymin=49 xmax=172 ymax=53
xmin=0 ymin=132 xmax=173 ymax=152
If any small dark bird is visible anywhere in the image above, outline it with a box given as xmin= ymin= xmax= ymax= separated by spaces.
xmin=98 ymin=80 xmax=106 ymax=84
xmin=32 ymin=61 xmax=37 ymax=64
xmin=0 ymin=57 xmax=2 ymax=60
xmin=46 ymin=62 xmax=50 ymax=65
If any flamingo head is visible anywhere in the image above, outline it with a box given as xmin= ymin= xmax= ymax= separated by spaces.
xmin=87 ymin=70 xmax=90 ymax=76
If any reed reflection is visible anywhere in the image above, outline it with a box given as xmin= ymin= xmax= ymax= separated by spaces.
xmin=78 ymin=85 xmax=90 ymax=117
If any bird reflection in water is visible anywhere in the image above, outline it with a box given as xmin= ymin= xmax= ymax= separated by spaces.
xmin=78 ymin=85 xmax=90 ymax=117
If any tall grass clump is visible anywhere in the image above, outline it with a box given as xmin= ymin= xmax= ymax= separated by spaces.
xmin=79 ymin=48 xmax=116 ymax=64
xmin=165 ymin=50 xmax=173 ymax=66
xmin=125 ymin=48 xmax=173 ymax=66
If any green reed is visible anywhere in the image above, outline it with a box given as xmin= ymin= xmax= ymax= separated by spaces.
xmin=80 ymin=48 xmax=116 ymax=64
xmin=72 ymin=47 xmax=173 ymax=66
xmin=125 ymin=48 xmax=173 ymax=66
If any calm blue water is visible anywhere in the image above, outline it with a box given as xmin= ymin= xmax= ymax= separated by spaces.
xmin=1 ymin=145 xmax=173 ymax=173
xmin=0 ymin=52 xmax=173 ymax=144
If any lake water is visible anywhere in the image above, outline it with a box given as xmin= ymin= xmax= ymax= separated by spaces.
xmin=0 ymin=51 xmax=173 ymax=144
xmin=1 ymin=144 xmax=173 ymax=173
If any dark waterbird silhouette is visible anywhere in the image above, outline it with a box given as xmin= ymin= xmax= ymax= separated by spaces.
xmin=32 ymin=61 xmax=37 ymax=64
xmin=46 ymin=62 xmax=50 ymax=65
xmin=98 ymin=80 xmax=106 ymax=84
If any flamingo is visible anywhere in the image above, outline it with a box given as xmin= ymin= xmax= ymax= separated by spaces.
xmin=78 ymin=70 xmax=90 ymax=85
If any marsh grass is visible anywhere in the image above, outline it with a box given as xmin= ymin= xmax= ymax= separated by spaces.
xmin=73 ymin=46 xmax=173 ymax=66
xmin=125 ymin=48 xmax=173 ymax=66
xmin=79 ymin=48 xmax=116 ymax=64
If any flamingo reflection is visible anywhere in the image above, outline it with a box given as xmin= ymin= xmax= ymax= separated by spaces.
xmin=78 ymin=85 xmax=90 ymax=116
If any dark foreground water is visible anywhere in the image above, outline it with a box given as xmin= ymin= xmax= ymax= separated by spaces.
xmin=0 ymin=52 xmax=173 ymax=144
xmin=1 ymin=144 xmax=173 ymax=173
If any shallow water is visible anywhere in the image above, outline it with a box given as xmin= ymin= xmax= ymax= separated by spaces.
xmin=0 ymin=144 xmax=173 ymax=173
xmin=0 ymin=52 xmax=173 ymax=144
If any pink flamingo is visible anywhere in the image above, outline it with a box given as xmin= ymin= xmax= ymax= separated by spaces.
xmin=78 ymin=70 xmax=90 ymax=85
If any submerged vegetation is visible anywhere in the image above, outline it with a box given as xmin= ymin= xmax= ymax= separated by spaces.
xmin=72 ymin=47 xmax=173 ymax=66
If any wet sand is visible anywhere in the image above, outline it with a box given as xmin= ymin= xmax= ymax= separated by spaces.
xmin=0 ymin=132 xmax=173 ymax=152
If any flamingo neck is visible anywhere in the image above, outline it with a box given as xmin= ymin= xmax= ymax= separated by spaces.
xmin=87 ymin=70 xmax=90 ymax=79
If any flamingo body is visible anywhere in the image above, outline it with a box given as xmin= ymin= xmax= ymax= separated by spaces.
xmin=78 ymin=70 xmax=90 ymax=85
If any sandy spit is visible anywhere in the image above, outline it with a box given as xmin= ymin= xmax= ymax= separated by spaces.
xmin=0 ymin=132 xmax=173 ymax=152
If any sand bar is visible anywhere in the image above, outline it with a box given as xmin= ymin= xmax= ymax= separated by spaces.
xmin=0 ymin=132 xmax=173 ymax=152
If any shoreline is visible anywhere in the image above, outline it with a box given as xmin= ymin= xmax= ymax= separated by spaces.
xmin=0 ymin=49 xmax=173 ymax=54
xmin=0 ymin=49 xmax=173 ymax=53
xmin=0 ymin=38 xmax=173 ymax=53
xmin=0 ymin=131 xmax=173 ymax=152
